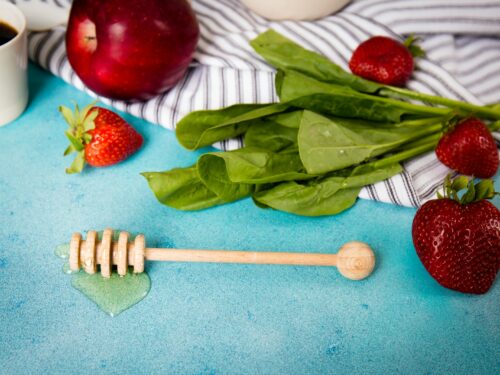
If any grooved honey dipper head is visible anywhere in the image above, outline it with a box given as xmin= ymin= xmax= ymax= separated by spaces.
xmin=69 ymin=229 xmax=146 ymax=278
xmin=336 ymin=241 xmax=375 ymax=280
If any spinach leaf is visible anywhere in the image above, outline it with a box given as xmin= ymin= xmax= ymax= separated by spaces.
xmin=275 ymin=69 xmax=285 ymax=98
xmin=342 ymin=161 xmax=403 ymax=187
xmin=141 ymin=168 xmax=225 ymax=210
xmin=197 ymin=155 xmax=255 ymax=202
xmin=176 ymin=102 xmax=290 ymax=150
xmin=250 ymin=29 xmax=382 ymax=94
xmin=298 ymin=111 xmax=441 ymax=174
xmin=266 ymin=110 xmax=303 ymax=128
xmin=253 ymin=162 xmax=402 ymax=216
xmin=244 ymin=118 xmax=299 ymax=152
xmin=198 ymin=147 xmax=315 ymax=185
xmin=281 ymin=71 xmax=448 ymax=122
xmin=254 ymin=180 xmax=361 ymax=216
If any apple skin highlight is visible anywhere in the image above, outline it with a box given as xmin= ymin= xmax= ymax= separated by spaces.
xmin=66 ymin=0 xmax=200 ymax=101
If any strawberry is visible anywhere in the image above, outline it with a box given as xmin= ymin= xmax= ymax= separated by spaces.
xmin=59 ymin=103 xmax=143 ymax=173
xmin=436 ymin=117 xmax=499 ymax=178
xmin=349 ymin=35 xmax=424 ymax=87
xmin=412 ymin=176 xmax=500 ymax=294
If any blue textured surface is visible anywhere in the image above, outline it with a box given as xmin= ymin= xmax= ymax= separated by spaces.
xmin=0 ymin=65 xmax=499 ymax=374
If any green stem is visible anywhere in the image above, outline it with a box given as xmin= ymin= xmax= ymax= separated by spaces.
xmin=389 ymin=123 xmax=443 ymax=152
xmin=364 ymin=91 xmax=449 ymax=117
xmin=396 ymin=132 xmax=442 ymax=152
xmin=397 ymin=116 xmax=445 ymax=127
xmin=488 ymin=121 xmax=500 ymax=132
xmin=373 ymin=136 xmax=440 ymax=169
xmin=379 ymin=87 xmax=500 ymax=120
xmin=419 ymin=123 xmax=443 ymax=135
xmin=374 ymin=118 xmax=499 ymax=170
xmin=318 ymin=80 xmax=449 ymax=118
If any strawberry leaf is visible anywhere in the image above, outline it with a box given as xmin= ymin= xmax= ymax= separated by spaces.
xmin=66 ymin=151 xmax=86 ymax=174
xmin=408 ymin=44 xmax=425 ymax=58
xmin=59 ymin=105 xmax=75 ymax=127
xmin=441 ymin=113 xmax=470 ymax=133
xmin=460 ymin=179 xmax=476 ymax=204
xmin=59 ymin=101 xmax=101 ymax=174
xmin=65 ymin=131 xmax=84 ymax=151
xmin=442 ymin=174 xmax=453 ymax=199
xmin=82 ymin=110 xmax=98 ymax=132
xmin=82 ymin=133 xmax=92 ymax=143
xmin=63 ymin=144 xmax=77 ymax=156
xmin=404 ymin=34 xmax=425 ymax=58
xmin=73 ymin=102 xmax=80 ymax=121
xmin=443 ymin=175 xmax=498 ymax=204
xmin=474 ymin=179 xmax=495 ymax=201
xmin=451 ymin=175 xmax=469 ymax=192
xmin=78 ymin=101 xmax=97 ymax=124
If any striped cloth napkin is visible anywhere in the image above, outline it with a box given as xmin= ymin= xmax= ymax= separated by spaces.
xmin=13 ymin=0 xmax=500 ymax=208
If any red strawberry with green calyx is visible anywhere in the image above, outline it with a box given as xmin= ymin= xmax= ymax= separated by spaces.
xmin=349 ymin=35 xmax=424 ymax=87
xmin=59 ymin=103 xmax=143 ymax=174
xmin=412 ymin=175 xmax=500 ymax=294
xmin=436 ymin=117 xmax=499 ymax=178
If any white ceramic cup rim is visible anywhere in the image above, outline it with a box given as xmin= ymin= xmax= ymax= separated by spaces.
xmin=0 ymin=1 xmax=27 ymax=51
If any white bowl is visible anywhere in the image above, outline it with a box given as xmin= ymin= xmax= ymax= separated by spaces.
xmin=241 ymin=0 xmax=351 ymax=21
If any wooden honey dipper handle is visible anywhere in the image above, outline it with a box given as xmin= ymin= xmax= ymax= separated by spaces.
xmin=70 ymin=229 xmax=376 ymax=280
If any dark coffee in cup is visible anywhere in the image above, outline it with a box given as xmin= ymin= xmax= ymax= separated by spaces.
xmin=0 ymin=21 xmax=17 ymax=46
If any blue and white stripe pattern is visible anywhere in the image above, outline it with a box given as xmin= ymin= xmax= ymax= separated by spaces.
xmin=9 ymin=0 xmax=500 ymax=207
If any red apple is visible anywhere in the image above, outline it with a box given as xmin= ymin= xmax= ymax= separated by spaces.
xmin=66 ymin=0 xmax=199 ymax=101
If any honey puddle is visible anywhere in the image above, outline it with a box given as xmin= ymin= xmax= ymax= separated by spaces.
xmin=54 ymin=232 xmax=151 ymax=317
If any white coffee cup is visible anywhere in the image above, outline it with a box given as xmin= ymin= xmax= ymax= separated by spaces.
xmin=0 ymin=1 xmax=28 ymax=127
xmin=241 ymin=0 xmax=351 ymax=21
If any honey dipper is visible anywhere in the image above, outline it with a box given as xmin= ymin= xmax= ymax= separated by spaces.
xmin=69 ymin=229 xmax=376 ymax=280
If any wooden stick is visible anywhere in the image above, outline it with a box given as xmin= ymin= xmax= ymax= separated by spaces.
xmin=145 ymin=248 xmax=338 ymax=266
xmin=69 ymin=229 xmax=376 ymax=281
